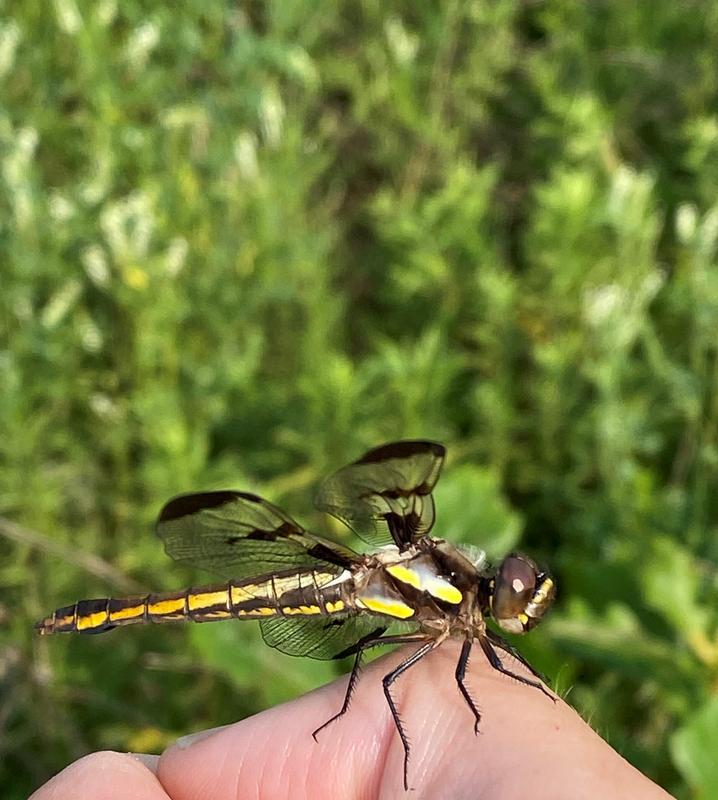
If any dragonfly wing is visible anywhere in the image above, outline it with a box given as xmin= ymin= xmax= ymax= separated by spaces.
xmin=314 ymin=440 xmax=446 ymax=549
xmin=156 ymin=491 xmax=357 ymax=580
xmin=259 ymin=614 xmax=419 ymax=660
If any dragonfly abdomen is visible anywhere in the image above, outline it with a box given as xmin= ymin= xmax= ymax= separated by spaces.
xmin=35 ymin=569 xmax=349 ymax=635
xmin=35 ymin=593 xmax=188 ymax=635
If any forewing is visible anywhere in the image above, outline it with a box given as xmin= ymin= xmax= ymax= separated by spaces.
xmin=314 ymin=440 xmax=446 ymax=548
xmin=156 ymin=491 xmax=357 ymax=580
xmin=259 ymin=614 xmax=419 ymax=660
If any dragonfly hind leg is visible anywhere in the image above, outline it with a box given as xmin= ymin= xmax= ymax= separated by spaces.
xmin=381 ymin=639 xmax=436 ymax=792
xmin=312 ymin=632 xmax=428 ymax=742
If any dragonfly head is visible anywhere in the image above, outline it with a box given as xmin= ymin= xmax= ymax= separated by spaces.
xmin=489 ymin=553 xmax=555 ymax=634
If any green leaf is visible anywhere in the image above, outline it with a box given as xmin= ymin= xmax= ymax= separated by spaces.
xmin=548 ymin=601 xmax=694 ymax=689
xmin=641 ymin=536 xmax=709 ymax=637
xmin=670 ymin=694 xmax=718 ymax=798
xmin=434 ymin=464 xmax=522 ymax=558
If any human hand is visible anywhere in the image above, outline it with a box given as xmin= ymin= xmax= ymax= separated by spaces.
xmin=29 ymin=640 xmax=675 ymax=800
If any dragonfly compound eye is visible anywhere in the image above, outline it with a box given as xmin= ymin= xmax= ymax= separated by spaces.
xmin=490 ymin=553 xmax=555 ymax=634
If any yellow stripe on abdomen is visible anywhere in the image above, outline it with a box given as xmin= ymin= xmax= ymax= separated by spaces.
xmin=109 ymin=604 xmax=145 ymax=622
xmin=147 ymin=597 xmax=185 ymax=616
xmin=76 ymin=610 xmax=110 ymax=631
xmin=280 ymin=604 xmax=322 ymax=615
xmin=187 ymin=590 xmax=230 ymax=612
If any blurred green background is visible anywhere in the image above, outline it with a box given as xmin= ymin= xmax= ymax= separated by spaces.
xmin=2 ymin=2 xmax=718 ymax=798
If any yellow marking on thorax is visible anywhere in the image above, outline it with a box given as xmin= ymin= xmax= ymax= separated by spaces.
xmin=325 ymin=600 xmax=345 ymax=613
xmin=356 ymin=596 xmax=415 ymax=619
xmin=386 ymin=564 xmax=422 ymax=590
xmin=188 ymin=591 xmax=229 ymax=611
xmin=148 ymin=598 xmax=185 ymax=616
xmin=281 ymin=604 xmax=322 ymax=615
xmin=430 ymin=584 xmax=463 ymax=604
xmin=76 ymin=611 xmax=108 ymax=630
xmin=109 ymin=604 xmax=145 ymax=621
xmin=386 ymin=563 xmax=463 ymax=605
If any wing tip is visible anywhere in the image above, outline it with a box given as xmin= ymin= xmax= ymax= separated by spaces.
xmin=355 ymin=440 xmax=445 ymax=465
xmin=157 ymin=490 xmax=264 ymax=524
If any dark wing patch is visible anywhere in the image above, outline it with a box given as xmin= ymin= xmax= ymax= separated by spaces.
xmin=314 ymin=440 xmax=446 ymax=549
xmin=156 ymin=491 xmax=357 ymax=580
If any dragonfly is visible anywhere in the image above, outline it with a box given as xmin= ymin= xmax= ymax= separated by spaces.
xmin=36 ymin=440 xmax=556 ymax=790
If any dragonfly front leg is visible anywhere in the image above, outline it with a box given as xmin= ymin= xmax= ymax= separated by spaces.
xmin=485 ymin=629 xmax=554 ymax=690
xmin=478 ymin=635 xmax=555 ymax=702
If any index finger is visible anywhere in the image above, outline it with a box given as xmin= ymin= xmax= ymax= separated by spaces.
xmin=157 ymin=640 xmax=674 ymax=800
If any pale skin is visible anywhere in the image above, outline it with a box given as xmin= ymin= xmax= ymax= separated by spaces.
xmin=30 ymin=640 xmax=676 ymax=800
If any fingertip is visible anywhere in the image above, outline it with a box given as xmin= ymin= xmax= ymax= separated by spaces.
xmin=30 ymin=751 xmax=170 ymax=800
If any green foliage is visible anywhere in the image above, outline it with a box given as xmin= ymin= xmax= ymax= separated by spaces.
xmin=671 ymin=694 xmax=718 ymax=799
xmin=1 ymin=2 xmax=718 ymax=798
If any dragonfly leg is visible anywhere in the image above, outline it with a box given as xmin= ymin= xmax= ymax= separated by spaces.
xmin=454 ymin=638 xmax=482 ymax=734
xmin=312 ymin=632 xmax=427 ymax=741
xmin=382 ymin=639 xmax=436 ymax=792
xmin=478 ymin=635 xmax=555 ymax=702
xmin=485 ymin=629 xmax=553 ymax=689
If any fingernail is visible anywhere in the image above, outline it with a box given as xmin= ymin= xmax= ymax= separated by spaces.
xmin=173 ymin=724 xmax=231 ymax=750
xmin=131 ymin=753 xmax=160 ymax=773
